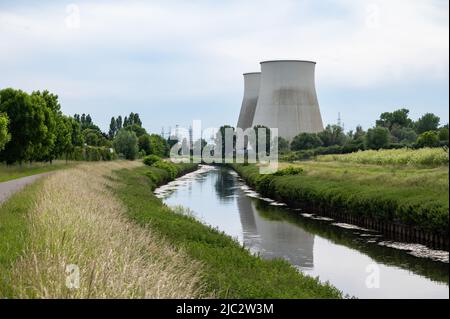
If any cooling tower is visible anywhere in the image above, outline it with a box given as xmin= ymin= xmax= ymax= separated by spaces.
xmin=252 ymin=60 xmax=324 ymax=140
xmin=236 ymin=72 xmax=261 ymax=130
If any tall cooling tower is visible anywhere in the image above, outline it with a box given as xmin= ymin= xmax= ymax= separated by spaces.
xmin=236 ymin=72 xmax=261 ymax=130
xmin=252 ymin=60 xmax=324 ymax=140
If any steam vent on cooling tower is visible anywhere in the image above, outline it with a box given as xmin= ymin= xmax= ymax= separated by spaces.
xmin=237 ymin=60 xmax=324 ymax=141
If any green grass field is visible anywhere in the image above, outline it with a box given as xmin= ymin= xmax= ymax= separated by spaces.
xmin=0 ymin=161 xmax=76 ymax=182
xmin=317 ymin=147 xmax=448 ymax=167
xmin=113 ymin=164 xmax=342 ymax=298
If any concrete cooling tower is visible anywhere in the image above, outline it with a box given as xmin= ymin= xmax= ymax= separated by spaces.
xmin=236 ymin=72 xmax=261 ymax=130
xmin=251 ymin=60 xmax=324 ymax=140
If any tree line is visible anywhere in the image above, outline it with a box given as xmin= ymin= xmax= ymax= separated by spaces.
xmin=0 ymin=88 xmax=170 ymax=164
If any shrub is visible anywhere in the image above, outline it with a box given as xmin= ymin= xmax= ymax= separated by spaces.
xmin=416 ymin=131 xmax=440 ymax=148
xmin=273 ymin=166 xmax=304 ymax=176
xmin=143 ymin=155 xmax=161 ymax=166
xmin=152 ymin=161 xmax=179 ymax=179
xmin=365 ymin=127 xmax=390 ymax=150
xmin=291 ymin=133 xmax=323 ymax=151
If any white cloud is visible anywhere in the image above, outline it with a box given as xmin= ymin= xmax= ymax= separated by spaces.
xmin=0 ymin=0 xmax=448 ymax=111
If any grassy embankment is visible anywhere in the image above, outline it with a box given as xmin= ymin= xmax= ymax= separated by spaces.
xmin=0 ymin=160 xmax=76 ymax=182
xmin=232 ymin=148 xmax=449 ymax=239
xmin=113 ymin=162 xmax=342 ymax=298
xmin=0 ymin=162 xmax=205 ymax=298
xmin=1 ymin=160 xmax=341 ymax=298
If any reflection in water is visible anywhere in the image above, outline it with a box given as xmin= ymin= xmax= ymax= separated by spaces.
xmin=237 ymin=195 xmax=315 ymax=268
xmin=160 ymin=166 xmax=449 ymax=299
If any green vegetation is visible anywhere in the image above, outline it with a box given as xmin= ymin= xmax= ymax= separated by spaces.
xmin=113 ymin=164 xmax=342 ymax=298
xmin=0 ymin=179 xmax=44 ymax=295
xmin=113 ymin=129 xmax=139 ymax=160
xmin=0 ymin=161 xmax=75 ymax=182
xmin=232 ymin=160 xmax=449 ymax=236
xmin=317 ymin=148 xmax=449 ymax=168
xmin=143 ymin=154 xmax=162 ymax=166
xmin=0 ymin=113 xmax=11 ymax=151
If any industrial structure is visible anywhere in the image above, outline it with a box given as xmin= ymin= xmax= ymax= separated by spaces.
xmin=236 ymin=72 xmax=261 ymax=131
xmin=237 ymin=60 xmax=324 ymax=141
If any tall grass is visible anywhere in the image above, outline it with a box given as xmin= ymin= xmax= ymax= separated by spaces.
xmin=317 ymin=148 xmax=449 ymax=167
xmin=4 ymin=162 xmax=205 ymax=298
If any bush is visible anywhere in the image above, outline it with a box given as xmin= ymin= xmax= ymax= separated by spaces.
xmin=152 ymin=161 xmax=179 ymax=179
xmin=291 ymin=133 xmax=323 ymax=151
xmin=273 ymin=166 xmax=304 ymax=176
xmin=365 ymin=127 xmax=390 ymax=150
xmin=416 ymin=131 xmax=440 ymax=148
xmin=143 ymin=155 xmax=161 ymax=166
xmin=113 ymin=129 xmax=139 ymax=160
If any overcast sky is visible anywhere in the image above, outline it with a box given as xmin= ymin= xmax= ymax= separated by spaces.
xmin=1 ymin=0 xmax=448 ymax=134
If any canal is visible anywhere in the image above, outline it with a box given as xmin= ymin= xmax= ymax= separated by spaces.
xmin=154 ymin=165 xmax=449 ymax=299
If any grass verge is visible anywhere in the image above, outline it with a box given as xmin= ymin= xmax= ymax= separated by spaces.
xmin=113 ymin=164 xmax=342 ymax=299
xmin=0 ymin=161 xmax=205 ymax=298
xmin=0 ymin=160 xmax=76 ymax=182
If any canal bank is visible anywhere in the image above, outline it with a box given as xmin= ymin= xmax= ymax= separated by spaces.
xmin=231 ymin=164 xmax=449 ymax=250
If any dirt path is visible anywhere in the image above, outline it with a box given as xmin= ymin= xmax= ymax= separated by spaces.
xmin=0 ymin=173 xmax=49 ymax=204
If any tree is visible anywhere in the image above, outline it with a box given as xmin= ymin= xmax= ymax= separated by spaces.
xmin=415 ymin=113 xmax=440 ymax=134
xmin=138 ymin=134 xmax=152 ymax=155
xmin=0 ymin=113 xmax=11 ymax=151
xmin=70 ymin=117 xmax=84 ymax=147
xmin=353 ymin=125 xmax=365 ymax=140
xmin=376 ymin=108 xmax=413 ymax=130
xmin=116 ymin=116 xmax=123 ymax=130
xmin=125 ymin=123 xmax=147 ymax=137
xmin=317 ymin=125 xmax=347 ymax=147
xmin=109 ymin=117 xmax=117 ymax=139
xmin=438 ymin=126 xmax=449 ymax=142
xmin=416 ymin=131 xmax=439 ymax=148
xmin=53 ymin=115 xmax=73 ymax=161
xmin=390 ymin=125 xmax=417 ymax=144
xmin=215 ymin=125 xmax=236 ymax=158
xmin=291 ymin=133 xmax=323 ymax=150
xmin=149 ymin=134 xmax=169 ymax=157
xmin=0 ymin=88 xmax=50 ymax=164
xmin=365 ymin=126 xmax=390 ymax=150
xmin=277 ymin=137 xmax=290 ymax=153
xmin=113 ymin=129 xmax=138 ymax=160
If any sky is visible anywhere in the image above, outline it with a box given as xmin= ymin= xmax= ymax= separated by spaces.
xmin=0 ymin=0 xmax=448 ymax=134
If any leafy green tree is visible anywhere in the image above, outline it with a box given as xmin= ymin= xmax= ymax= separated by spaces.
xmin=138 ymin=134 xmax=152 ymax=155
xmin=70 ymin=117 xmax=84 ymax=146
xmin=291 ymin=133 xmax=323 ymax=150
xmin=53 ymin=115 xmax=73 ymax=161
xmin=109 ymin=117 xmax=117 ymax=139
xmin=0 ymin=113 xmax=11 ymax=151
xmin=414 ymin=113 xmax=440 ymax=134
xmin=116 ymin=116 xmax=123 ymax=130
xmin=0 ymin=88 xmax=50 ymax=164
xmin=318 ymin=125 xmax=347 ymax=147
xmin=149 ymin=134 xmax=169 ymax=157
xmin=416 ymin=131 xmax=440 ymax=148
xmin=277 ymin=137 xmax=290 ymax=153
xmin=390 ymin=125 xmax=417 ymax=144
xmin=125 ymin=123 xmax=147 ymax=137
xmin=376 ymin=108 xmax=413 ymax=130
xmin=30 ymin=91 xmax=58 ymax=162
xmin=113 ymin=129 xmax=138 ymax=160
xmin=353 ymin=125 xmax=365 ymax=140
xmin=438 ymin=126 xmax=449 ymax=142
xmin=365 ymin=126 xmax=390 ymax=150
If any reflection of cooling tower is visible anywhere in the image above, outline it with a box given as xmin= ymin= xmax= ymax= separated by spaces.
xmin=252 ymin=60 xmax=324 ymax=140
xmin=236 ymin=72 xmax=261 ymax=130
